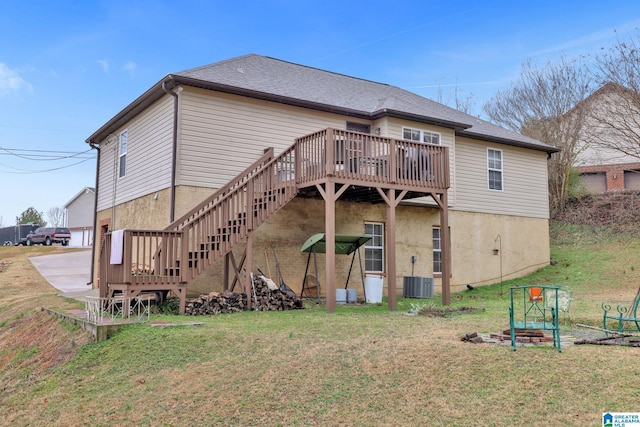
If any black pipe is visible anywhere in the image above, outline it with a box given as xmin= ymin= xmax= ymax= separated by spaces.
xmin=87 ymin=140 xmax=100 ymax=287
xmin=162 ymin=80 xmax=179 ymax=223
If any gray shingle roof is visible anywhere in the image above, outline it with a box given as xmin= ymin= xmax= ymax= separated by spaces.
xmin=175 ymin=54 xmax=475 ymax=127
xmin=174 ymin=54 xmax=556 ymax=152
xmin=88 ymin=54 xmax=558 ymax=153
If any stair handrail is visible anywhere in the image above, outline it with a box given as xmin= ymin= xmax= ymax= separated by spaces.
xmin=166 ymin=147 xmax=275 ymax=232
xmin=174 ymin=144 xmax=298 ymax=231
xmin=179 ymin=143 xmax=298 ymax=281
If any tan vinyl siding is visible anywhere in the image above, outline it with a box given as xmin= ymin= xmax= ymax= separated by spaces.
xmin=383 ymin=117 xmax=457 ymax=206
xmin=96 ymin=141 xmax=116 ymax=212
xmin=454 ymin=136 xmax=550 ymax=218
xmin=96 ymin=95 xmax=174 ymax=211
xmin=178 ymin=87 xmax=369 ymax=188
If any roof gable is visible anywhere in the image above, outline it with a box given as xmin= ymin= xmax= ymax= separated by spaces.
xmin=63 ymin=187 xmax=96 ymax=209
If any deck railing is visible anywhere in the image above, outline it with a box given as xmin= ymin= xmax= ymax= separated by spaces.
xmin=296 ymin=128 xmax=449 ymax=190
xmin=99 ymin=128 xmax=449 ymax=297
xmin=99 ymin=230 xmax=185 ymax=291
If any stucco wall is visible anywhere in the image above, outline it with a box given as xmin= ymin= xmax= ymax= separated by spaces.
xmin=93 ymin=187 xmax=550 ymax=299
xmin=172 ymin=195 xmax=551 ymax=299
xmin=185 ymin=197 xmax=441 ymax=297
xmin=448 ymin=210 xmax=550 ymax=290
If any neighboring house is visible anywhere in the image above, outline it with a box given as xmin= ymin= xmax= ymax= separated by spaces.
xmin=575 ymin=83 xmax=640 ymax=193
xmin=86 ymin=54 xmax=558 ymax=313
xmin=63 ymin=187 xmax=95 ymax=247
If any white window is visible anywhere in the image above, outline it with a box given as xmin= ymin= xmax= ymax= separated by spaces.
xmin=346 ymin=121 xmax=371 ymax=134
xmin=487 ymin=148 xmax=503 ymax=191
xmin=432 ymin=227 xmax=442 ymax=274
xmin=364 ymin=222 xmax=384 ymax=272
xmin=402 ymin=127 xmax=440 ymax=145
xmin=119 ymin=130 xmax=128 ymax=178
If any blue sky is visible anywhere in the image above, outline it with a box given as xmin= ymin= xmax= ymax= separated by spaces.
xmin=1 ymin=0 xmax=640 ymax=225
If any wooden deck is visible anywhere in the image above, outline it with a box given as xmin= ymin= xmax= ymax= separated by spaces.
xmin=296 ymin=128 xmax=449 ymax=196
xmin=98 ymin=128 xmax=451 ymax=313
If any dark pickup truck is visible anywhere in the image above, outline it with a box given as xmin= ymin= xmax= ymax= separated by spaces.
xmin=26 ymin=227 xmax=71 ymax=246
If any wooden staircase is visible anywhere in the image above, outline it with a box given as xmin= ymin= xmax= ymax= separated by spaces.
xmin=167 ymin=145 xmax=298 ymax=281
xmin=99 ymin=144 xmax=298 ymax=313
xmin=98 ymin=127 xmax=452 ymax=314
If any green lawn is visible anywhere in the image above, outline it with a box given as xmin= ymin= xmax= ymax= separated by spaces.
xmin=1 ymin=229 xmax=639 ymax=426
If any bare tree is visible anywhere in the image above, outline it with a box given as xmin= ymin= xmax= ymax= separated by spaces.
xmin=589 ymin=35 xmax=640 ymax=158
xmin=483 ymin=56 xmax=594 ymax=212
xmin=435 ymin=81 xmax=477 ymax=115
xmin=47 ymin=207 xmax=65 ymax=227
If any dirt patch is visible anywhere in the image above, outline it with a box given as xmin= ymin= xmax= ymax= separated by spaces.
xmin=554 ymin=191 xmax=640 ymax=233
xmin=0 ymin=310 xmax=92 ymax=394
xmin=416 ymin=305 xmax=485 ymax=317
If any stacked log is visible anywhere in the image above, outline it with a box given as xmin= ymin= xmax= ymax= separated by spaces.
xmin=185 ymin=290 xmax=248 ymax=315
xmin=185 ymin=275 xmax=303 ymax=315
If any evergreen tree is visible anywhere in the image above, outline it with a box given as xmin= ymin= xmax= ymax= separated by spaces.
xmin=16 ymin=207 xmax=47 ymax=226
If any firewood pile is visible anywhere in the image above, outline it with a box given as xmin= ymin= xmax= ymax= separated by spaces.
xmin=185 ymin=274 xmax=303 ymax=315
xmin=185 ymin=291 xmax=248 ymax=315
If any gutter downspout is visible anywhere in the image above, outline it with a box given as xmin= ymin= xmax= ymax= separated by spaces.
xmin=87 ymin=141 xmax=100 ymax=287
xmin=162 ymin=80 xmax=179 ymax=223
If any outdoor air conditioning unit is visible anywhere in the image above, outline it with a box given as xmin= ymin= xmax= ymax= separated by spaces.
xmin=403 ymin=276 xmax=434 ymax=298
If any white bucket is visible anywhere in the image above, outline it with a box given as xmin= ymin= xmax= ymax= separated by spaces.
xmin=364 ymin=274 xmax=384 ymax=303
xmin=346 ymin=288 xmax=357 ymax=303
xmin=336 ymin=288 xmax=347 ymax=304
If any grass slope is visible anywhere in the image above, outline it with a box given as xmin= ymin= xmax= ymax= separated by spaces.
xmin=1 ymin=230 xmax=640 ymax=426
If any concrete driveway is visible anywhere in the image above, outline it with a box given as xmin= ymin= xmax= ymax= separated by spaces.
xmin=30 ymin=249 xmax=97 ymax=300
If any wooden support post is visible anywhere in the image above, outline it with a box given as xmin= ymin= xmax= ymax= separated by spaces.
xmin=389 ymin=139 xmax=397 ymax=183
xmin=326 ymin=128 xmax=335 ymax=177
xmin=439 ymin=192 xmax=451 ymax=306
xmin=175 ymin=287 xmax=186 ymax=314
xmin=223 ymin=253 xmax=230 ymax=291
xmin=325 ymin=181 xmax=336 ymax=313
xmin=377 ymin=188 xmax=406 ymax=312
xmin=428 ymin=191 xmax=451 ymax=305
xmin=247 ymin=178 xmax=255 ymax=231
xmin=245 ymin=233 xmax=253 ymax=310
xmin=386 ymin=189 xmax=397 ymax=311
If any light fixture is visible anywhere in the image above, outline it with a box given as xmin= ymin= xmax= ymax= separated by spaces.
xmin=494 ymin=234 xmax=503 ymax=296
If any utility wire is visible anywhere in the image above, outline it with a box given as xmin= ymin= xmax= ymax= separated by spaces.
xmin=0 ymin=147 xmax=93 ymax=153
xmin=0 ymin=153 xmax=94 ymax=160
xmin=0 ymin=157 xmax=94 ymax=174
xmin=0 ymin=147 xmax=95 ymax=161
